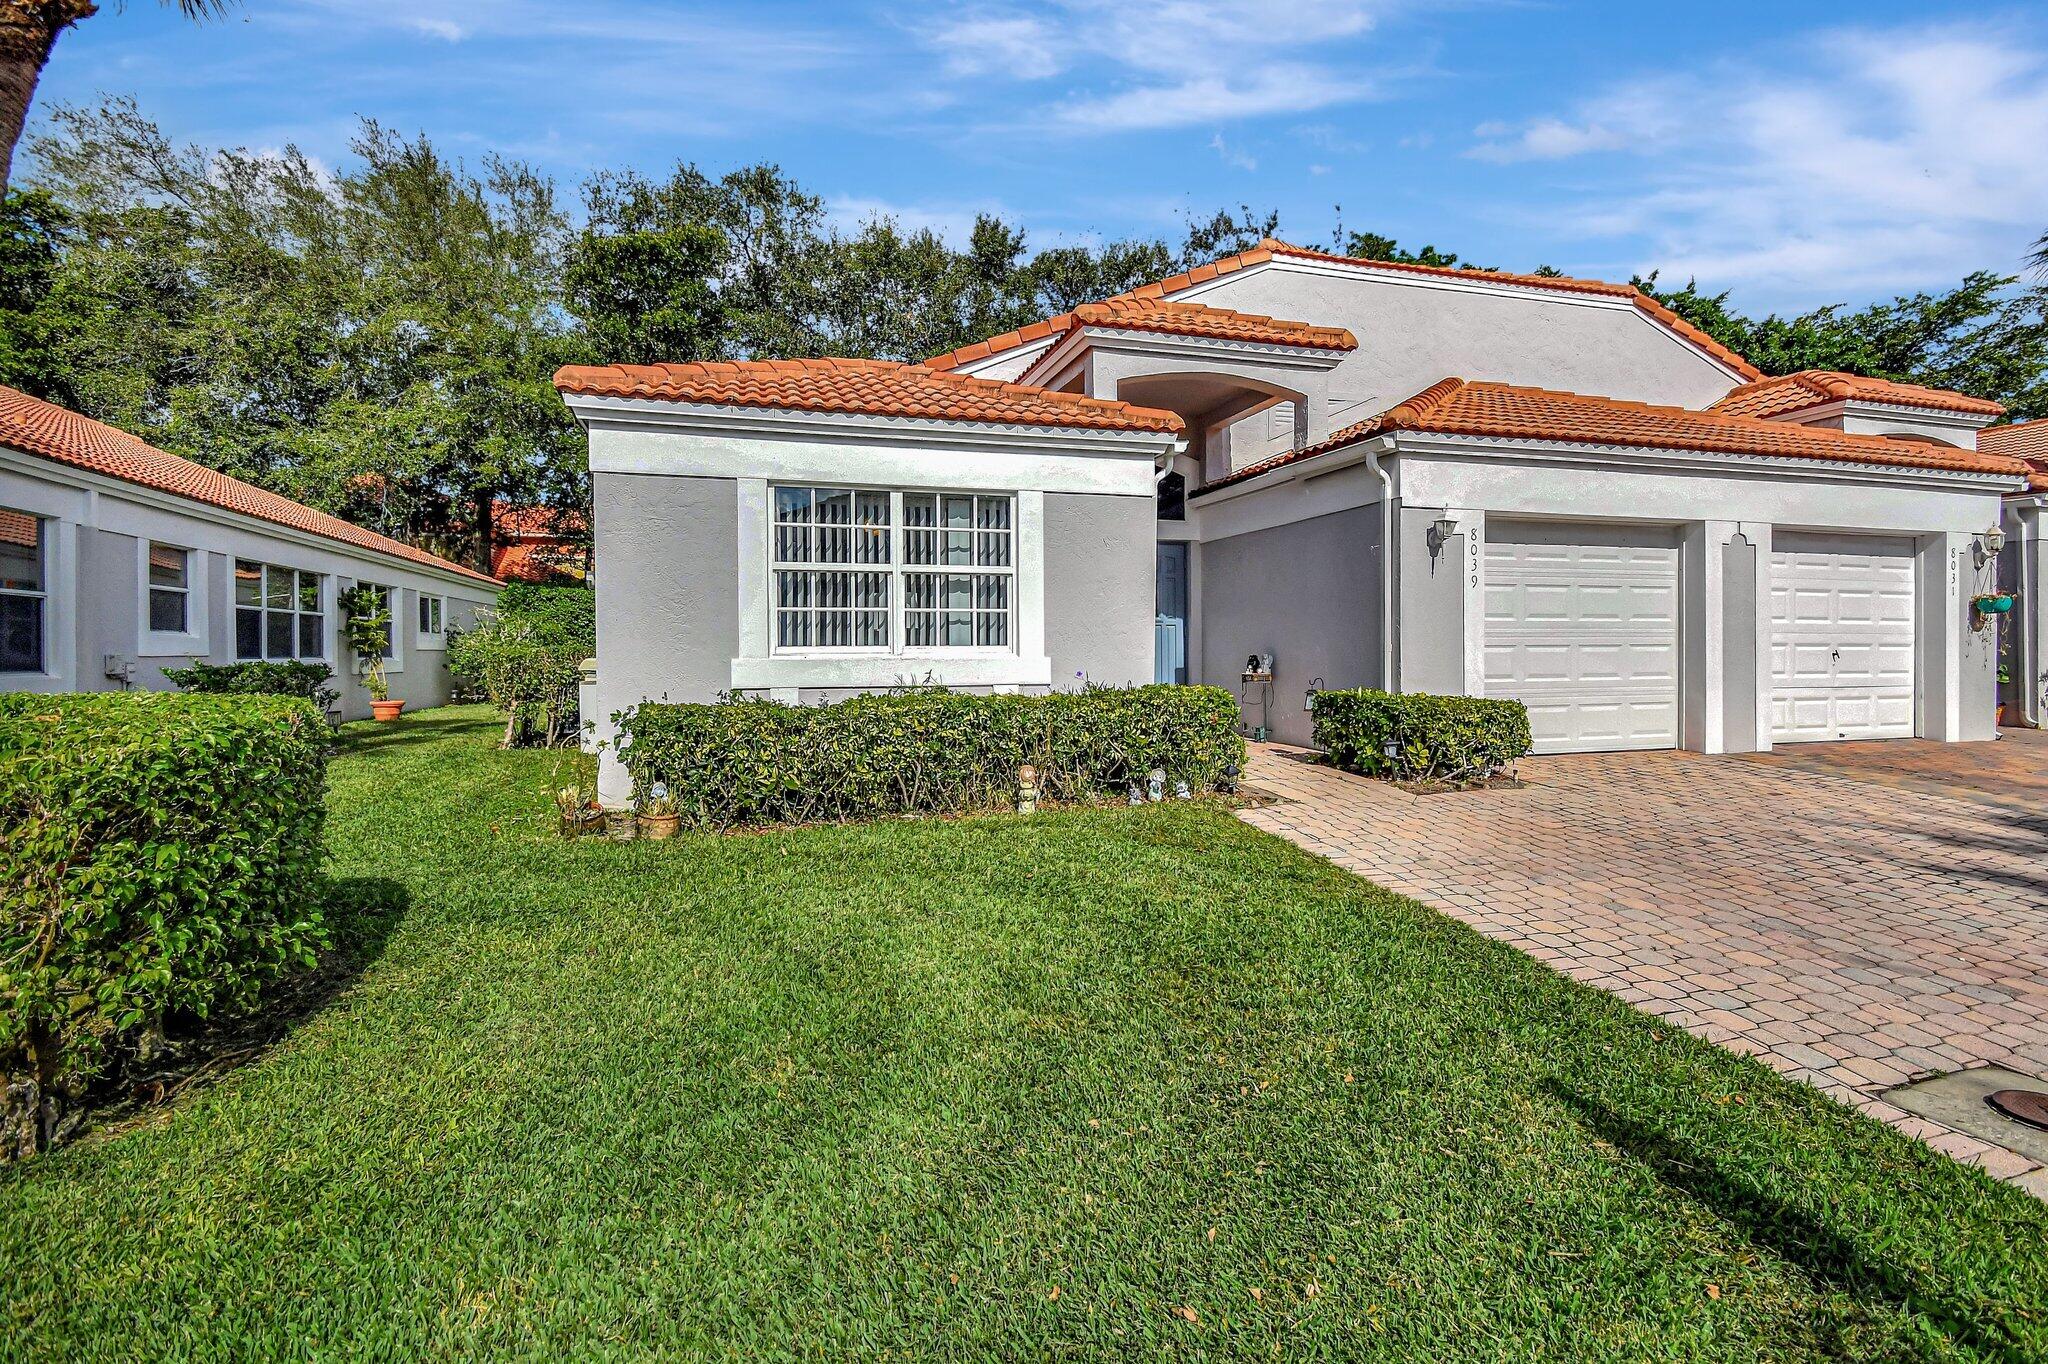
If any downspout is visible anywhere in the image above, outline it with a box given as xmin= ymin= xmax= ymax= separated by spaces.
xmin=1364 ymin=440 xmax=1396 ymax=691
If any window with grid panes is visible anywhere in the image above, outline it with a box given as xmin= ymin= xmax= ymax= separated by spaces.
xmin=770 ymin=487 xmax=1013 ymax=652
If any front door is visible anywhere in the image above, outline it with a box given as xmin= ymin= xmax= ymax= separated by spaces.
xmin=1156 ymin=542 xmax=1189 ymax=684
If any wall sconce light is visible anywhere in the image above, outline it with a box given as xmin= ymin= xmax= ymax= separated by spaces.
xmin=1427 ymin=515 xmax=1460 ymax=559
xmin=1983 ymin=524 xmax=2007 ymax=557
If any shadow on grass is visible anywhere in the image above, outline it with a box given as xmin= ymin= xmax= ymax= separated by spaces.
xmin=333 ymin=711 xmax=496 ymax=756
xmin=1545 ymin=1078 xmax=2031 ymax=1363
xmin=90 ymin=876 xmax=408 ymax=1136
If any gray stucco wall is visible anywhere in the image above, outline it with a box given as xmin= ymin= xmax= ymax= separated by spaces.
xmin=1200 ymin=505 xmax=1382 ymax=746
xmin=1395 ymin=504 xmax=1463 ymax=696
xmin=1043 ymin=491 xmax=1154 ymax=689
xmin=591 ymin=472 xmax=739 ymax=725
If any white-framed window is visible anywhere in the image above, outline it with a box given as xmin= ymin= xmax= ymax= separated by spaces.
xmin=361 ymin=583 xmax=397 ymax=661
xmin=417 ymin=593 xmax=444 ymax=636
xmin=0 ymin=506 xmax=45 ymax=673
xmin=235 ymin=559 xmax=325 ymax=661
xmin=146 ymin=542 xmax=190 ymax=634
xmin=770 ymin=486 xmax=1014 ymax=653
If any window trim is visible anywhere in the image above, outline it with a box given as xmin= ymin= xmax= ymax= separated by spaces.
xmin=234 ymin=558 xmax=328 ymax=664
xmin=138 ymin=539 xmax=207 ymax=656
xmin=767 ymin=484 xmax=1017 ymax=660
xmin=0 ymin=506 xmax=48 ymax=676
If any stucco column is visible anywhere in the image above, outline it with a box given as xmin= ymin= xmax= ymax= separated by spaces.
xmin=1915 ymin=532 xmax=1970 ymax=741
xmin=1459 ymin=509 xmax=1486 ymax=697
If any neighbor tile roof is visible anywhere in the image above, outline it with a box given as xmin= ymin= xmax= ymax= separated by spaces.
xmin=932 ymin=237 xmax=1763 ymax=382
xmin=491 ymin=539 xmax=588 ymax=583
xmin=1195 ymin=378 xmax=2032 ymax=496
xmin=1981 ymin=421 xmax=2048 ymax=491
xmin=922 ymin=297 xmax=1355 ymax=372
xmin=553 ymin=357 xmax=1184 ymax=434
xmin=0 ymin=386 xmax=501 ymax=585
xmin=1709 ymin=371 xmax=2007 ymax=420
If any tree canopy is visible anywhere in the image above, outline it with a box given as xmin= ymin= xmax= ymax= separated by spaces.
xmin=0 ymin=95 xmax=2042 ymax=572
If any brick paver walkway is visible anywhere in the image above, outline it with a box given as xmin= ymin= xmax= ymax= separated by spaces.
xmin=1242 ymin=731 xmax=2048 ymax=1195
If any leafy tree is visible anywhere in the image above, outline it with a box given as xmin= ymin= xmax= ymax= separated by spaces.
xmin=1638 ymin=269 xmax=2048 ymax=419
xmin=0 ymin=1 xmax=237 ymax=189
xmin=22 ymin=99 xmax=580 ymax=569
xmin=0 ymin=188 xmax=73 ymax=399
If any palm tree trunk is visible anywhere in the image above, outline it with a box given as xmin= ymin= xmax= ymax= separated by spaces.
xmin=0 ymin=3 xmax=94 ymax=193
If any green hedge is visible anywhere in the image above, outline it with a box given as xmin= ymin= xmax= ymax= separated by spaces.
xmin=1311 ymin=689 xmax=1532 ymax=787
xmin=162 ymin=659 xmax=340 ymax=715
xmin=616 ymin=686 xmax=1246 ymax=830
xmin=0 ymin=693 xmax=330 ymax=1155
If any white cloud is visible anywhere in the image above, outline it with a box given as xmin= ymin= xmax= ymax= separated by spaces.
xmin=1209 ymin=132 xmax=1257 ymax=172
xmin=404 ymin=17 xmax=465 ymax=42
xmin=1467 ymin=22 xmax=2048 ymax=300
xmin=913 ymin=1 xmax=1398 ymax=132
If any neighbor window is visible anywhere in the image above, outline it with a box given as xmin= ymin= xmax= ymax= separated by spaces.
xmin=771 ymin=486 xmax=1014 ymax=652
xmin=361 ymin=583 xmax=396 ymax=659
xmin=0 ymin=507 xmax=44 ymax=672
xmin=147 ymin=542 xmax=190 ymax=634
xmin=236 ymin=560 xmax=324 ymax=661
xmin=418 ymin=593 xmax=444 ymax=635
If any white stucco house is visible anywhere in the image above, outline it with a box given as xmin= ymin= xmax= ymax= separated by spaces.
xmin=0 ymin=385 xmax=501 ymax=719
xmin=557 ymin=239 xmax=2029 ymax=807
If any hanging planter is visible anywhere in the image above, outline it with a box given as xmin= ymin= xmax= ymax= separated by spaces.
xmin=1972 ymin=593 xmax=2016 ymax=616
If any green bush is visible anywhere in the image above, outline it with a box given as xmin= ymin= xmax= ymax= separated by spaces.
xmin=0 ymin=693 xmax=329 ymax=1156
xmin=1311 ymin=689 xmax=1532 ymax=787
xmin=162 ymin=659 xmax=339 ymax=715
xmin=616 ymin=686 xmax=1246 ymax=830
xmin=448 ymin=616 xmax=583 ymax=747
xmin=495 ymin=583 xmax=594 ymax=651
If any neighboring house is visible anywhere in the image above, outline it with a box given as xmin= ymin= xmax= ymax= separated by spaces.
xmin=490 ymin=501 xmax=589 ymax=583
xmin=1985 ymin=419 xmax=2048 ymax=726
xmin=0 ymin=386 xmax=501 ymax=720
xmin=557 ymin=240 xmax=2027 ymax=806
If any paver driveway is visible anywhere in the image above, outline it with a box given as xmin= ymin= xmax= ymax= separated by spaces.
xmin=1242 ymin=730 xmax=2048 ymax=1194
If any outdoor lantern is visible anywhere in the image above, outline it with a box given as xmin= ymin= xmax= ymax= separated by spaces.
xmin=1428 ymin=515 xmax=1459 ymax=558
xmin=1984 ymin=524 xmax=2008 ymax=556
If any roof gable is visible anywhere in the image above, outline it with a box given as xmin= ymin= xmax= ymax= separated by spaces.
xmin=924 ymin=297 xmax=1354 ymax=373
xmin=1710 ymin=371 xmax=2006 ymax=421
xmin=931 ymin=238 xmax=1763 ymax=383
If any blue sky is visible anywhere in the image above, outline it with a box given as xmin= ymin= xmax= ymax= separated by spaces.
xmin=30 ymin=1 xmax=2048 ymax=313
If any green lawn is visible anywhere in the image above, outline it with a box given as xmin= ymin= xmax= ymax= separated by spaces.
xmin=3 ymin=706 xmax=2044 ymax=1360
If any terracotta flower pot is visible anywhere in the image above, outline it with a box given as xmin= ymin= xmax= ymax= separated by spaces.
xmin=370 ymin=699 xmax=405 ymax=722
xmin=638 ymin=812 xmax=681 ymax=840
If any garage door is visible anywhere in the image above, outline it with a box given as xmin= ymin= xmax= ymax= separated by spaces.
xmin=1769 ymin=533 xmax=1915 ymax=742
xmin=1484 ymin=523 xmax=1680 ymax=753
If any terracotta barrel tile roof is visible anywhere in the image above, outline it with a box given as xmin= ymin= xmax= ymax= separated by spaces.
xmin=553 ymin=357 xmax=1184 ymax=435
xmin=923 ymin=297 xmax=1354 ymax=372
xmin=1197 ymin=378 xmax=2032 ymax=496
xmin=1981 ymin=421 xmax=2048 ymax=491
xmin=0 ymin=386 xmax=500 ymax=585
xmin=1710 ymin=371 xmax=2007 ymax=420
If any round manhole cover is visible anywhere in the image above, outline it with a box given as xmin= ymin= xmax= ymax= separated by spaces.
xmin=1986 ymin=1089 xmax=2048 ymax=1131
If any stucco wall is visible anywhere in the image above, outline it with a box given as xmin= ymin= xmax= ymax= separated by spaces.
xmin=1043 ymin=491 xmax=1154 ymax=689
xmin=1185 ymin=263 xmax=1745 ymax=462
xmin=1199 ymin=505 xmax=1382 ymax=746
xmin=590 ymin=470 xmax=739 ymax=718
xmin=0 ymin=458 xmax=498 ymax=718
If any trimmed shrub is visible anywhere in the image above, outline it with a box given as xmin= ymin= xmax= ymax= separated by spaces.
xmin=616 ymin=685 xmax=1246 ymax=830
xmin=448 ymin=585 xmax=594 ymax=746
xmin=495 ymin=583 xmax=594 ymax=651
xmin=162 ymin=659 xmax=340 ymax=715
xmin=0 ymin=693 xmax=330 ymax=1157
xmin=1311 ymin=689 xmax=1531 ymax=787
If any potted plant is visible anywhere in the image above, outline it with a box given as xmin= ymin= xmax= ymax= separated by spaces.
xmin=555 ymin=783 xmax=604 ymax=837
xmin=637 ymin=782 xmax=681 ymax=840
xmin=340 ymin=584 xmax=403 ymax=721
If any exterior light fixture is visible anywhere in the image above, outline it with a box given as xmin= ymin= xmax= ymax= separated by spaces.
xmin=1427 ymin=515 xmax=1460 ymax=559
xmin=1983 ymin=524 xmax=2007 ymax=556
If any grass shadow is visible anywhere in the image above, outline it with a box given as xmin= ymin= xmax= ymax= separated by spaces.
xmin=1543 ymin=1077 xmax=2032 ymax=1363
xmin=333 ymin=711 xmax=501 ymax=756
xmin=91 ymin=876 xmax=409 ymax=1133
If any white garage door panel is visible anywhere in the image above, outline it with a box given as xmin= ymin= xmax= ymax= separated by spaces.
xmin=1769 ymin=534 xmax=1915 ymax=743
xmin=1484 ymin=526 xmax=1679 ymax=753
